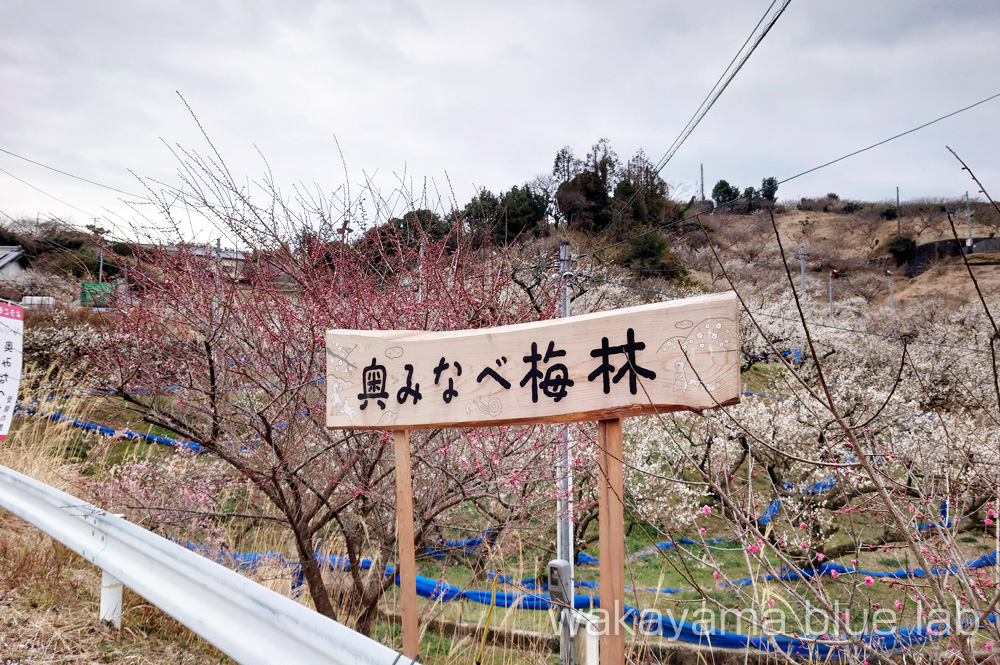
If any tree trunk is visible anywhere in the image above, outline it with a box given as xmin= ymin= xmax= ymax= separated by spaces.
xmin=292 ymin=529 xmax=337 ymax=620
xmin=355 ymin=587 xmax=382 ymax=637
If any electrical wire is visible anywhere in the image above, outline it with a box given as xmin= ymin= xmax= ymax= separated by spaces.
xmin=0 ymin=203 xmax=125 ymax=272
xmin=0 ymin=146 xmax=141 ymax=198
xmin=651 ymin=0 xmax=791 ymax=177
xmin=776 ymin=92 xmax=1000 ymax=187
xmin=610 ymin=0 xmax=792 ymax=232
xmin=0 ymin=167 xmax=100 ymax=220
xmin=582 ymin=90 xmax=1000 ymax=259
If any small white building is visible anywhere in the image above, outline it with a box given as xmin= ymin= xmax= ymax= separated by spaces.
xmin=0 ymin=246 xmax=25 ymax=281
xmin=21 ymin=296 xmax=55 ymax=311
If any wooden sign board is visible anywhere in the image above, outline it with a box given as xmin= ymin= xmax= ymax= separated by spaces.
xmin=326 ymin=292 xmax=739 ymax=430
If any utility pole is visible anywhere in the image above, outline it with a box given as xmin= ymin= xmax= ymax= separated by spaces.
xmin=556 ymin=240 xmax=574 ymax=665
xmin=798 ymin=246 xmax=806 ymax=295
xmin=886 ymin=270 xmax=895 ymax=312
xmin=418 ymin=241 xmax=425 ymax=303
xmin=967 ymin=191 xmax=973 ymax=248
xmin=212 ymin=238 xmax=221 ymax=326
xmin=700 ymin=164 xmax=705 ymax=201
xmin=98 ymin=249 xmax=104 ymax=283
xmin=896 ymin=187 xmax=903 ymax=236
xmin=828 ymin=270 xmax=836 ymax=318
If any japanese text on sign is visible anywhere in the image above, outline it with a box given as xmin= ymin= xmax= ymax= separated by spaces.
xmin=0 ymin=303 xmax=24 ymax=440
xmin=326 ymin=292 xmax=739 ymax=429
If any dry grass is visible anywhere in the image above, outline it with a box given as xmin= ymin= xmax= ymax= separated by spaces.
xmin=0 ymin=371 xmax=549 ymax=664
xmin=0 ymin=370 xmax=231 ymax=664
xmin=0 ymin=513 xmax=230 ymax=664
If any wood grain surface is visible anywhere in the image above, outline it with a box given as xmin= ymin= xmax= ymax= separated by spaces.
xmin=326 ymin=292 xmax=739 ymax=429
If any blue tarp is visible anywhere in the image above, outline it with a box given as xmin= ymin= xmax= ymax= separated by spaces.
xmin=14 ymin=406 xmax=202 ymax=451
xmin=424 ymin=530 xmax=497 ymax=559
xmin=176 ymin=539 xmax=992 ymax=657
xmin=625 ymin=604 xmax=966 ymax=657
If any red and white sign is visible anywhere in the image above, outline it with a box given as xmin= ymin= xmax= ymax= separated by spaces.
xmin=0 ymin=303 xmax=24 ymax=441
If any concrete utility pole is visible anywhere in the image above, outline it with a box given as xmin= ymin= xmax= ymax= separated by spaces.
xmin=967 ymin=191 xmax=973 ymax=247
xmin=896 ymin=187 xmax=903 ymax=236
xmin=700 ymin=164 xmax=705 ymax=201
xmin=212 ymin=238 xmax=221 ymax=325
xmin=418 ymin=242 xmax=425 ymax=303
xmin=886 ymin=270 xmax=895 ymax=312
xmin=829 ymin=270 xmax=836 ymax=318
xmin=798 ymin=246 xmax=806 ymax=295
xmin=556 ymin=240 xmax=574 ymax=665
xmin=98 ymin=250 xmax=104 ymax=283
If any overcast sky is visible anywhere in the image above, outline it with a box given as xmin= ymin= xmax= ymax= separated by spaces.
xmin=1 ymin=0 xmax=998 ymax=240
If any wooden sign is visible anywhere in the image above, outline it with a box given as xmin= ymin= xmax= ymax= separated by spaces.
xmin=326 ymin=292 xmax=739 ymax=430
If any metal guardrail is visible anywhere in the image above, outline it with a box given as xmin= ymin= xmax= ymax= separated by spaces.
xmin=0 ymin=464 xmax=414 ymax=665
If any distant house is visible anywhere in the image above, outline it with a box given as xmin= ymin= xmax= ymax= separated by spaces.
xmin=141 ymin=244 xmax=248 ymax=280
xmin=0 ymin=246 xmax=25 ymax=281
xmin=21 ymin=296 xmax=55 ymax=311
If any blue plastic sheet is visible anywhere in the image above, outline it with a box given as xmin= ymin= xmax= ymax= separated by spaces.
xmin=176 ymin=538 xmax=999 ymax=657
xmin=14 ymin=406 xmax=202 ymax=451
xmin=424 ymin=530 xmax=497 ymax=559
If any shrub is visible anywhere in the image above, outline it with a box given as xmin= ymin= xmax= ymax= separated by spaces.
xmin=679 ymin=221 xmax=714 ymax=234
xmin=885 ymin=235 xmax=916 ymax=266
xmin=110 ymin=242 xmax=134 ymax=257
xmin=622 ymin=233 xmax=685 ymax=278
xmin=880 ymin=208 xmax=898 ymax=221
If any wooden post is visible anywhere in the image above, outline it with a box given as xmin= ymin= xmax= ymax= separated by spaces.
xmin=327 ymin=295 xmax=741 ymax=663
xmin=393 ymin=429 xmax=419 ymax=659
xmin=597 ymin=418 xmax=625 ymax=665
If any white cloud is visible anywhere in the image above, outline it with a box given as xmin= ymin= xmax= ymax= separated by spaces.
xmin=1 ymin=0 xmax=998 ymax=236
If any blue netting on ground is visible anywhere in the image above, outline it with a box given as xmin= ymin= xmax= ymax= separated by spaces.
xmin=175 ymin=539 xmax=995 ymax=657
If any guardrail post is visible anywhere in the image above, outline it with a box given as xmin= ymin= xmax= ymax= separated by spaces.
xmin=1 ymin=465 xmax=411 ymax=665
xmin=100 ymin=569 xmax=123 ymax=628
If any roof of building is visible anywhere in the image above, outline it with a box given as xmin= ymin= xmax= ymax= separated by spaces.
xmin=141 ymin=244 xmax=246 ymax=262
xmin=159 ymin=245 xmax=247 ymax=261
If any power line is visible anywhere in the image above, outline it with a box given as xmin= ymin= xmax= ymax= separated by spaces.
xmin=0 ymin=146 xmax=141 ymax=198
xmin=583 ymin=90 xmax=1000 ymax=259
xmin=776 ymin=92 xmax=1000 ymax=186
xmin=0 ymin=201 xmax=125 ymax=271
xmin=0 ymin=165 xmax=137 ymax=243
xmin=610 ymin=0 xmax=791 ymax=232
xmin=41 ymin=235 xmax=125 ymax=271
xmin=650 ymin=0 xmax=791 ymax=177
xmin=575 ymin=272 xmax=683 ymax=299
xmin=0 ymin=167 xmax=100 ymax=220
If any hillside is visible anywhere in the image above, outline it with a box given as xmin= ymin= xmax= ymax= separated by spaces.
xmin=4 ymin=192 xmax=1000 ymax=664
xmin=671 ymin=202 xmax=1000 ymax=311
